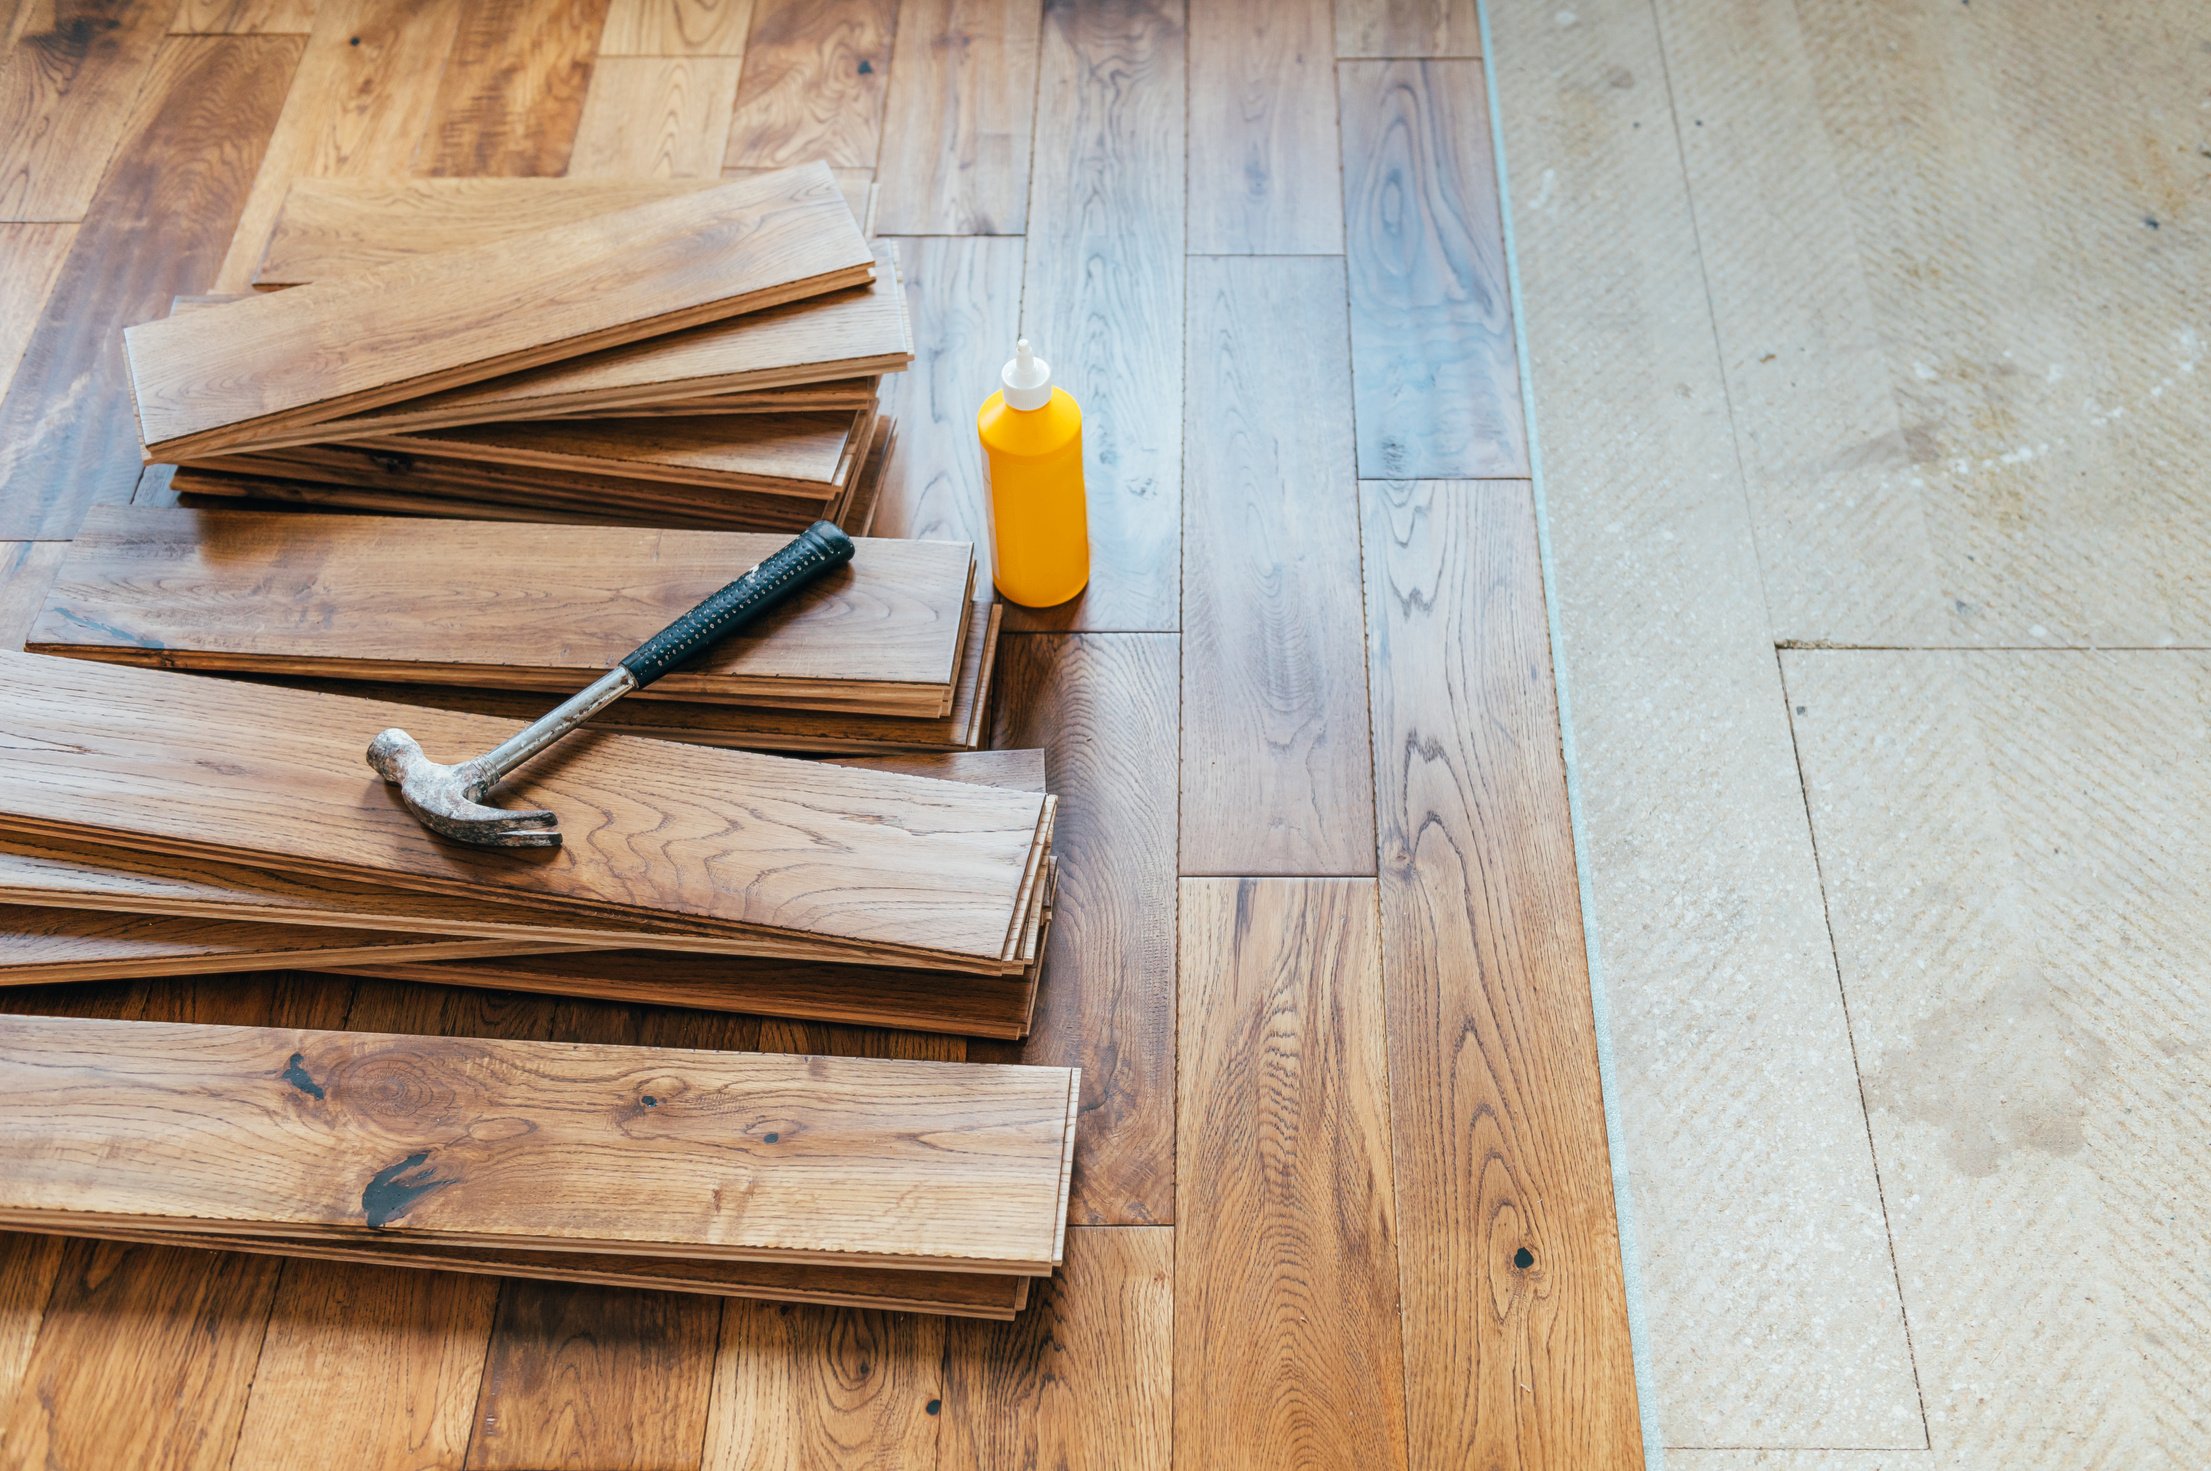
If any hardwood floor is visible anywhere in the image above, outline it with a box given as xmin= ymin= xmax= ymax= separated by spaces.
xmin=0 ymin=2 xmax=1641 ymax=1466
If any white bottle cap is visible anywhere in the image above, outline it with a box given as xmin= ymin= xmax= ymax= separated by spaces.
xmin=1001 ymin=337 xmax=1052 ymax=411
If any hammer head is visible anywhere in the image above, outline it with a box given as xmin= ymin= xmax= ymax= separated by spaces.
xmin=367 ymin=728 xmax=562 ymax=849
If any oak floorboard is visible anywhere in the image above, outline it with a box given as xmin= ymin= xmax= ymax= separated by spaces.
xmin=208 ymin=0 xmax=465 ymax=295
xmin=981 ymin=633 xmax=1176 ymax=1225
xmin=723 ymin=0 xmax=897 ymax=171
xmin=939 ymin=1226 xmax=1171 ymax=1471
xmin=599 ymin=0 xmax=754 ymax=56
xmin=420 ymin=0 xmax=611 ymax=177
xmin=874 ymin=0 xmax=1040 ymax=235
xmin=568 ymin=55 xmax=742 ymax=178
xmin=1174 ymin=879 xmax=1408 ymax=1471
xmin=0 ymin=0 xmax=175 ymax=222
xmin=705 ymin=1300 xmax=945 ymax=1469
xmin=1180 ymin=255 xmax=1373 ymax=875
xmin=170 ymin=0 xmax=318 ymax=32
xmin=1360 ymin=479 xmax=1642 ymax=1468
xmin=1186 ymin=0 xmax=1341 ymax=253
xmin=1012 ymin=0 xmax=1183 ymax=632
xmin=0 ymin=35 xmax=299 ymax=539
xmin=1333 ymin=0 xmax=1479 ymax=58
xmin=0 ymin=539 xmax=66 ymax=648
xmin=0 ymin=222 xmax=72 ymax=405
xmin=1337 ymin=60 xmax=1526 ymax=479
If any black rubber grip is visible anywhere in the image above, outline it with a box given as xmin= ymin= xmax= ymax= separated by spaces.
xmin=618 ymin=521 xmax=855 ymax=688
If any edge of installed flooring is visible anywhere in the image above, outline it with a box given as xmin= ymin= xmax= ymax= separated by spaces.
xmin=1477 ymin=4 xmax=1670 ymax=1465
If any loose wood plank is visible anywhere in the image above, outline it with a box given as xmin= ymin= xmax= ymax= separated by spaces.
xmin=1186 ymin=0 xmax=1342 ymax=252
xmin=31 ymin=505 xmax=972 ymax=711
xmin=0 ymin=904 xmax=554 ymax=984
xmin=568 ymin=55 xmax=743 ymax=178
xmin=170 ymin=0 xmax=320 ymax=32
xmin=0 ymin=0 xmax=175 ymax=221
xmin=419 ymin=0 xmax=609 ymax=176
xmin=940 ymin=1225 xmax=1172 ymax=1470
xmin=0 ymin=1014 xmax=1079 ymax=1271
xmin=1360 ymin=480 xmax=1643 ymax=1467
xmin=1016 ymin=0 xmax=1185 ymax=631
xmin=0 ymin=222 xmax=72 ymax=404
xmin=600 ymin=0 xmax=754 ymax=55
xmin=1338 ymin=60 xmax=1526 ymax=478
xmin=1180 ymin=255 xmax=1374 ymax=875
xmin=465 ymin=1282 xmax=718 ymax=1471
xmin=1335 ymin=0 xmax=1480 ymax=58
xmin=342 ymin=410 xmax=861 ymax=495
xmin=875 ymin=0 xmax=1041 ymax=234
xmin=126 ymin=164 xmax=874 ymax=459
xmin=209 ymin=0 xmax=468 ymax=295
xmin=983 ymin=634 xmax=1176 ymax=1224
xmin=0 ymin=540 xmax=67 ymax=648
xmin=724 ymin=0 xmax=897 ymax=170
xmin=0 ymin=35 xmax=300 ymax=538
xmin=1174 ymin=879 xmax=1409 ymax=1471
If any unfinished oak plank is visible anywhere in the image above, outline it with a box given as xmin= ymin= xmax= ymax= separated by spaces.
xmin=1175 ymin=879 xmax=1408 ymax=1471
xmin=875 ymin=0 xmax=1040 ymax=234
xmin=568 ymin=55 xmax=742 ymax=178
xmin=1338 ymin=60 xmax=1526 ymax=478
xmin=0 ymin=222 xmax=72 ymax=404
xmin=0 ymin=35 xmax=299 ymax=538
xmin=126 ymin=163 xmax=874 ymax=459
xmin=0 ymin=1014 xmax=1078 ymax=1271
xmin=1187 ymin=0 xmax=1342 ymax=253
xmin=419 ymin=0 xmax=609 ymax=177
xmin=1015 ymin=0 xmax=1185 ymax=631
xmin=465 ymin=1282 xmax=717 ymax=1471
xmin=599 ymin=0 xmax=754 ymax=55
xmin=31 ymin=505 xmax=971 ymax=710
xmin=170 ymin=0 xmax=320 ymax=31
xmin=209 ymin=0 xmax=467 ymax=295
xmin=1180 ymin=255 xmax=1374 ymax=875
xmin=1361 ymin=480 xmax=1643 ymax=1467
xmin=723 ymin=0 xmax=896 ymax=170
xmin=0 ymin=0 xmax=175 ymax=221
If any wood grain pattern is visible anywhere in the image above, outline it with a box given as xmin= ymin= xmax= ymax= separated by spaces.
xmin=599 ymin=0 xmax=754 ymax=55
xmin=0 ymin=539 xmax=67 ymax=648
xmin=1015 ymin=0 xmax=1185 ymax=632
xmin=723 ymin=0 xmax=897 ymax=170
xmin=1174 ymin=879 xmax=1408 ymax=1471
xmin=1338 ymin=60 xmax=1526 ymax=478
xmin=1180 ymin=255 xmax=1374 ymax=875
xmin=705 ymin=1300 xmax=946 ymax=1467
xmin=0 ymin=1013 xmax=1079 ymax=1270
xmin=466 ymin=1282 xmax=717 ymax=1471
xmin=1334 ymin=0 xmax=1480 ymax=58
xmin=1360 ymin=480 xmax=1642 ymax=1467
xmin=228 ymin=1259 xmax=498 ymax=1471
xmin=345 ymin=410 xmax=862 ymax=494
xmin=939 ymin=1225 xmax=1172 ymax=1470
xmin=983 ymin=634 xmax=1176 ymax=1224
xmin=31 ymin=505 xmax=972 ymax=711
xmin=170 ymin=0 xmax=319 ymax=33
xmin=419 ymin=0 xmax=609 ymax=176
xmin=875 ymin=0 xmax=1040 ymax=234
xmin=0 ymin=1231 xmax=62 ymax=1418
xmin=0 ymin=35 xmax=300 ymax=539
xmin=569 ymin=55 xmax=742 ymax=177
xmin=0 ymin=904 xmax=552 ymax=984
xmin=1186 ymin=0 xmax=1341 ymax=252
xmin=0 ymin=222 xmax=72 ymax=404
xmin=209 ymin=0 xmax=467 ymax=295
xmin=0 ymin=0 xmax=176 ymax=221
xmin=127 ymin=165 xmax=873 ymax=459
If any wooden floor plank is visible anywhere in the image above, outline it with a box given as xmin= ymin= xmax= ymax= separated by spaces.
xmin=1013 ymin=0 xmax=1183 ymax=632
xmin=228 ymin=1259 xmax=499 ymax=1471
xmin=723 ymin=0 xmax=897 ymax=171
xmin=0 ymin=221 xmax=73 ymax=404
xmin=0 ymin=0 xmax=176 ymax=222
xmin=0 ymin=540 xmax=66 ymax=648
xmin=1333 ymin=0 xmax=1480 ymax=59
xmin=874 ymin=0 xmax=1040 ymax=235
xmin=170 ymin=0 xmax=319 ymax=33
xmin=465 ymin=1282 xmax=719 ymax=1471
xmin=982 ymin=633 xmax=1176 ymax=1225
xmin=1359 ymin=479 xmax=1642 ymax=1469
xmin=568 ymin=55 xmax=742 ymax=177
xmin=939 ymin=1226 xmax=1171 ymax=1471
xmin=1174 ymin=879 xmax=1409 ymax=1471
xmin=420 ymin=0 xmax=610 ymax=177
xmin=599 ymin=0 xmax=754 ymax=56
xmin=703 ymin=1300 xmax=946 ymax=1468
xmin=0 ymin=35 xmax=298 ymax=540
xmin=208 ymin=0 xmax=464 ymax=295
xmin=1337 ymin=60 xmax=1526 ymax=479
xmin=1180 ymin=255 xmax=1373 ymax=875
xmin=1186 ymin=0 xmax=1341 ymax=253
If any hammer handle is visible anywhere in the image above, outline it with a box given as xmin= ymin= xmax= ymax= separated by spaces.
xmin=618 ymin=520 xmax=856 ymax=688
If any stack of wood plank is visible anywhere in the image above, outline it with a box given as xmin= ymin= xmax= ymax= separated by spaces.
xmin=122 ymin=164 xmax=911 ymax=532
xmin=0 ymin=653 xmax=1057 ymax=1040
xmin=0 ymin=1013 xmax=1077 ymax=1317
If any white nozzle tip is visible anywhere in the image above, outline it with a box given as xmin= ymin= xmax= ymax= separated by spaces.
xmin=1001 ymin=337 xmax=1052 ymax=410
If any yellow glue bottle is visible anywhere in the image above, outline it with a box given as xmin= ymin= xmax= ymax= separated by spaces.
xmin=977 ymin=338 xmax=1089 ymax=607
